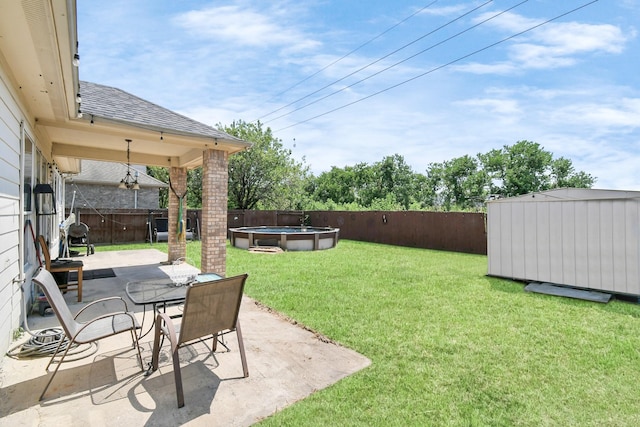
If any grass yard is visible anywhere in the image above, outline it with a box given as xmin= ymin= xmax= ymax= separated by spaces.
xmin=98 ymin=240 xmax=640 ymax=426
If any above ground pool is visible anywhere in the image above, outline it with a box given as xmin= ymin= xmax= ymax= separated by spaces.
xmin=228 ymin=226 xmax=339 ymax=251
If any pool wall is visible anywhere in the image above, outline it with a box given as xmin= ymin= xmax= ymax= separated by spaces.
xmin=228 ymin=226 xmax=339 ymax=251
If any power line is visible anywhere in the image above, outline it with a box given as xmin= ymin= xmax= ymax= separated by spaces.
xmin=266 ymin=0 xmax=527 ymax=125
xmin=274 ymin=0 xmax=599 ymax=133
xmin=257 ymin=0 xmax=441 ymax=120
xmin=260 ymin=0 xmax=493 ymax=123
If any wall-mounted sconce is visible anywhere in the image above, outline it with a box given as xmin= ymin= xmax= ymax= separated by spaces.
xmin=382 ymin=214 xmax=388 ymax=224
xmin=73 ymin=53 xmax=80 ymax=67
xmin=33 ymin=183 xmax=56 ymax=215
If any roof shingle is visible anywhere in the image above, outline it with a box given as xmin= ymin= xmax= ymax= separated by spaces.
xmin=80 ymin=81 xmax=242 ymax=141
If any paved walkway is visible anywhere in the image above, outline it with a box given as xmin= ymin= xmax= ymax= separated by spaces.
xmin=0 ymin=249 xmax=370 ymax=426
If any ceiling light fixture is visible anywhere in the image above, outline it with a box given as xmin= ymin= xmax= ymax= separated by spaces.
xmin=119 ymin=139 xmax=140 ymax=190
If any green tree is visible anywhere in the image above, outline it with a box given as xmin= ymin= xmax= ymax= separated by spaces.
xmin=147 ymin=166 xmax=169 ymax=208
xmin=479 ymin=140 xmax=594 ymax=197
xmin=409 ymin=172 xmax=436 ymax=209
xmin=429 ymin=155 xmax=489 ymax=210
xmin=186 ymin=168 xmax=203 ymax=208
xmin=146 ymin=166 xmax=203 ymax=209
xmin=311 ymin=163 xmax=375 ymax=206
xmin=550 ymin=157 xmax=596 ymax=188
xmin=360 ymin=154 xmax=417 ymax=210
xmin=221 ymin=120 xmax=309 ymax=210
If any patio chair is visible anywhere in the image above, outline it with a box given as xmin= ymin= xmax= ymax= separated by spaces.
xmin=32 ymin=267 xmax=143 ymax=401
xmin=149 ymin=273 xmax=249 ymax=408
xmin=38 ymin=235 xmax=84 ymax=302
xmin=154 ymin=217 xmax=194 ymax=242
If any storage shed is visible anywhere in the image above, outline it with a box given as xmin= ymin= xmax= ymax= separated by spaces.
xmin=487 ymin=188 xmax=640 ymax=296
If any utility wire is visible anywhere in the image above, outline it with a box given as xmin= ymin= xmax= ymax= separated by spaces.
xmin=258 ymin=0 xmax=440 ymax=119
xmin=266 ymin=0 xmax=526 ymax=125
xmin=259 ymin=1 xmax=492 ymax=123
xmin=274 ymin=0 xmax=599 ymax=133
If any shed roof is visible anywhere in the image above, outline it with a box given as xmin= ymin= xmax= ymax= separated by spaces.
xmin=489 ymin=188 xmax=640 ymax=203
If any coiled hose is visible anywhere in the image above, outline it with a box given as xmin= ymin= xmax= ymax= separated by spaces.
xmin=5 ymin=282 xmax=98 ymax=360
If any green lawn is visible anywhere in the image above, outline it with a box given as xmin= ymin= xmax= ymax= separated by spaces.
xmin=99 ymin=240 xmax=640 ymax=426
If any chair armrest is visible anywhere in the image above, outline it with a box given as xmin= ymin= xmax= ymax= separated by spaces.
xmin=72 ymin=311 xmax=139 ymax=338
xmin=74 ymin=296 xmax=130 ymax=320
xmin=156 ymin=312 xmax=179 ymax=350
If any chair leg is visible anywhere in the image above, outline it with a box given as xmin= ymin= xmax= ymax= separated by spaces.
xmin=76 ymin=268 xmax=83 ymax=302
xmin=129 ymin=329 xmax=143 ymax=371
xmin=44 ymin=333 xmax=66 ymax=372
xmin=235 ymin=321 xmax=249 ymax=378
xmin=172 ymin=347 xmax=185 ymax=408
xmin=212 ymin=332 xmax=218 ymax=352
xmin=40 ymin=336 xmax=76 ymax=401
xmin=149 ymin=313 xmax=187 ymax=407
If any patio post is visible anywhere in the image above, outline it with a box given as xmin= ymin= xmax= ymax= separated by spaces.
xmin=200 ymin=149 xmax=228 ymax=276
xmin=167 ymin=166 xmax=188 ymax=262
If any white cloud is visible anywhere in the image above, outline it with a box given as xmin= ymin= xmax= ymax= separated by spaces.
xmin=462 ymin=11 xmax=632 ymax=74
xmin=419 ymin=4 xmax=475 ymax=17
xmin=456 ymin=97 xmax=521 ymax=115
xmin=533 ymin=22 xmax=627 ymax=55
xmin=174 ymin=4 xmax=320 ymax=52
xmin=453 ymin=61 xmax=517 ymax=75
xmin=551 ymin=98 xmax=640 ymax=130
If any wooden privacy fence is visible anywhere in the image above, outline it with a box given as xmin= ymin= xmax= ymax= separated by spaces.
xmin=307 ymin=211 xmax=487 ymax=255
xmin=67 ymin=208 xmax=487 ymax=255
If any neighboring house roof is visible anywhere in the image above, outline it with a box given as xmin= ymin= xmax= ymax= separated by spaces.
xmin=67 ymin=160 xmax=168 ymax=188
xmin=80 ymin=81 xmax=243 ymax=142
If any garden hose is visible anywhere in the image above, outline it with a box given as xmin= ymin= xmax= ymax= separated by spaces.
xmin=5 ymin=281 xmax=98 ymax=360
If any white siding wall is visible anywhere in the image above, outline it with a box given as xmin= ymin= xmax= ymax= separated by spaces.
xmin=0 ymin=71 xmax=24 ymax=355
xmin=488 ymin=196 xmax=640 ymax=296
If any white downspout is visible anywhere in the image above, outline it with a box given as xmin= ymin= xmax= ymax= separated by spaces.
xmin=17 ymin=120 xmax=25 ymax=282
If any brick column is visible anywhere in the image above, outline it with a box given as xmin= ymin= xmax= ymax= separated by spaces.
xmin=168 ymin=166 xmax=187 ymax=262
xmin=201 ymin=149 xmax=228 ymax=275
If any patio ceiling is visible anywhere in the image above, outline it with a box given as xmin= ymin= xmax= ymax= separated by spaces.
xmin=0 ymin=0 xmax=249 ymax=174
xmin=39 ymin=105 xmax=250 ymax=173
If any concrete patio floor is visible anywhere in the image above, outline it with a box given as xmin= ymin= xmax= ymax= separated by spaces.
xmin=0 ymin=249 xmax=370 ymax=426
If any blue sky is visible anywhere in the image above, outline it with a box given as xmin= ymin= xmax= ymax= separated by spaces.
xmin=77 ymin=0 xmax=640 ymax=190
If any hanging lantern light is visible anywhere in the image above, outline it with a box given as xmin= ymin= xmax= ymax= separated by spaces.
xmin=33 ymin=183 xmax=56 ymax=215
xmin=119 ymin=139 xmax=140 ymax=190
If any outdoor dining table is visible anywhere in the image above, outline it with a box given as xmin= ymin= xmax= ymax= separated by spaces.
xmin=125 ymin=273 xmax=223 ymax=338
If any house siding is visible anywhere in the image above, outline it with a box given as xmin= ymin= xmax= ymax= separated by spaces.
xmin=65 ymin=183 xmax=161 ymax=210
xmin=0 ymin=69 xmax=26 ymax=355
